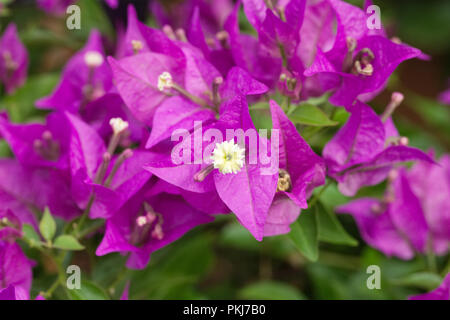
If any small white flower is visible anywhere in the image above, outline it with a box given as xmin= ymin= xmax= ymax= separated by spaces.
xmin=131 ymin=40 xmax=143 ymax=52
xmin=136 ymin=216 xmax=148 ymax=227
xmin=211 ymin=140 xmax=245 ymax=174
xmin=157 ymin=72 xmax=173 ymax=91
xmin=84 ymin=51 xmax=104 ymax=68
xmin=109 ymin=117 xmax=129 ymax=135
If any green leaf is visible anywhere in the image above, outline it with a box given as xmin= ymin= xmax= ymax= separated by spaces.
xmin=22 ymin=224 xmax=42 ymax=248
xmin=316 ymin=202 xmax=358 ymax=246
xmin=53 ymin=235 xmax=85 ymax=251
xmin=393 ymin=272 xmax=443 ymax=290
xmin=239 ymin=281 xmax=306 ymax=300
xmin=39 ymin=208 xmax=56 ymax=242
xmin=288 ymin=206 xmax=319 ymax=261
xmin=289 ymin=104 xmax=338 ymax=127
xmin=75 ymin=0 xmax=114 ymax=39
xmin=0 ymin=73 xmax=59 ymax=122
xmin=67 ymin=280 xmax=109 ymax=300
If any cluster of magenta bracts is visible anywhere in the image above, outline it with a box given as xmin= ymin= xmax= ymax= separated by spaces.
xmin=0 ymin=0 xmax=449 ymax=300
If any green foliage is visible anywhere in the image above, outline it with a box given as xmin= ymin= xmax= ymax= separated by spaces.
xmin=39 ymin=208 xmax=56 ymax=242
xmin=67 ymin=280 xmax=110 ymax=300
xmin=238 ymin=281 xmax=305 ymax=300
xmin=289 ymin=104 xmax=338 ymax=127
xmin=288 ymin=207 xmax=319 ymax=262
xmin=53 ymin=235 xmax=85 ymax=251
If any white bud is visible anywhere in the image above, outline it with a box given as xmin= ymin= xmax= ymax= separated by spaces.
xmin=84 ymin=51 xmax=104 ymax=68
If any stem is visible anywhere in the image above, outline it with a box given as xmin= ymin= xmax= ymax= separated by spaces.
xmin=73 ymin=194 xmax=95 ymax=238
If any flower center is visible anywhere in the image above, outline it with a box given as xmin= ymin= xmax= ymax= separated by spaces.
xmin=130 ymin=203 xmax=164 ymax=246
xmin=352 ymin=48 xmax=375 ymax=76
xmin=131 ymin=40 xmax=143 ymax=54
xmin=277 ymin=169 xmax=292 ymax=192
xmin=211 ymin=140 xmax=245 ymax=174
xmin=33 ymin=130 xmax=60 ymax=161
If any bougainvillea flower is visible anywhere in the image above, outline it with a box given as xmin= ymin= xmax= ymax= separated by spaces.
xmin=63 ymin=113 xmax=152 ymax=219
xmin=304 ymin=0 xmax=424 ymax=107
xmin=0 ymin=23 xmax=29 ymax=94
xmin=0 ymin=112 xmax=69 ymax=170
xmin=110 ymin=9 xmax=221 ymax=126
xmin=96 ymin=184 xmax=214 ymax=269
xmin=37 ymin=30 xmax=113 ymax=114
xmin=264 ymin=100 xmax=325 ymax=236
xmin=323 ymin=100 xmax=433 ymax=196
xmin=223 ymin=1 xmax=282 ymax=88
xmin=409 ymin=273 xmax=450 ymax=300
xmin=0 ymin=159 xmax=60 ymax=222
xmin=407 ymin=153 xmax=450 ymax=242
xmin=145 ymin=66 xmax=266 ymax=149
xmin=337 ymin=166 xmax=449 ymax=259
xmin=145 ymin=90 xmax=278 ymax=240
xmin=151 ymin=0 xmax=233 ymax=36
xmin=0 ymin=241 xmax=33 ymax=300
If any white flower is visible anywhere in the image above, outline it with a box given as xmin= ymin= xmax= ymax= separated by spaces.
xmin=84 ymin=51 xmax=104 ymax=68
xmin=211 ymin=140 xmax=245 ymax=174
xmin=131 ymin=40 xmax=143 ymax=52
xmin=157 ymin=72 xmax=173 ymax=91
xmin=109 ymin=117 xmax=129 ymax=135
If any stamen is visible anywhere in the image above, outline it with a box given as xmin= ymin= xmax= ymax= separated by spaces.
xmin=130 ymin=203 xmax=164 ymax=246
xmin=216 ymin=31 xmax=229 ymax=49
xmin=109 ymin=117 xmax=129 ymax=135
xmin=175 ymin=28 xmax=187 ymax=42
xmin=370 ymin=203 xmax=383 ymax=214
xmin=277 ymin=169 xmax=292 ymax=192
xmin=107 ymin=118 xmax=129 ymax=155
xmin=286 ymin=78 xmax=297 ymax=91
xmin=131 ymin=40 xmax=143 ymax=54
xmin=264 ymin=0 xmax=274 ymax=10
xmin=211 ymin=140 xmax=245 ymax=174
xmin=194 ymin=164 xmax=214 ymax=182
xmin=381 ymin=92 xmax=404 ymax=122
xmin=387 ymin=169 xmax=398 ymax=182
xmin=94 ymin=152 xmax=111 ymax=184
xmin=162 ymin=25 xmax=176 ymax=40
xmin=276 ymin=6 xmax=286 ymax=22
xmin=399 ymin=137 xmax=409 ymax=146
xmin=104 ymin=149 xmax=133 ymax=187
xmin=33 ymin=131 xmax=60 ymax=161
xmin=151 ymin=224 xmax=164 ymax=240
xmin=157 ymin=72 xmax=212 ymax=109
xmin=84 ymin=51 xmax=104 ymax=68
xmin=212 ymin=77 xmax=223 ymax=109
xmin=343 ymin=37 xmax=357 ymax=72
xmin=351 ymin=48 xmax=375 ymax=76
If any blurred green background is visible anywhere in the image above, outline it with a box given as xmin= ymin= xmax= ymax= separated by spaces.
xmin=1 ymin=0 xmax=449 ymax=300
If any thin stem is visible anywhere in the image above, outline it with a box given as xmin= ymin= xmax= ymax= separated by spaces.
xmin=73 ymin=194 xmax=95 ymax=238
